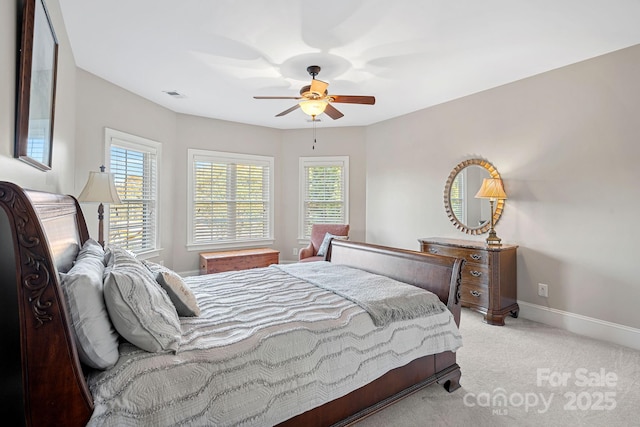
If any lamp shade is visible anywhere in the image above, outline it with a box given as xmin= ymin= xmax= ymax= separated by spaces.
xmin=78 ymin=170 xmax=122 ymax=204
xmin=299 ymin=99 xmax=328 ymax=116
xmin=474 ymin=178 xmax=507 ymax=200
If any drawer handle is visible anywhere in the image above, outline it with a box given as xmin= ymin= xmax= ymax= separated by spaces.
xmin=429 ymin=248 xmax=439 ymax=254
xmin=470 ymin=254 xmax=482 ymax=261
xmin=469 ymin=270 xmax=482 ymax=277
xmin=470 ymin=290 xmax=482 ymax=297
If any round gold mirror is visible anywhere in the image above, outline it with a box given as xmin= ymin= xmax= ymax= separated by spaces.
xmin=443 ymin=159 xmax=505 ymax=235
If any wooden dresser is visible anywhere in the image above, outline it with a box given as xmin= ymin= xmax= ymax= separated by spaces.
xmin=418 ymin=237 xmax=519 ymax=326
xmin=199 ymin=248 xmax=280 ymax=275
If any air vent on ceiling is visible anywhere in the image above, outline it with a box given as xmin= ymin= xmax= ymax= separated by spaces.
xmin=163 ymin=90 xmax=186 ymax=99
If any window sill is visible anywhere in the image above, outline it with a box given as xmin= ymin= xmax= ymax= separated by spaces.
xmin=134 ymin=248 xmax=163 ymax=260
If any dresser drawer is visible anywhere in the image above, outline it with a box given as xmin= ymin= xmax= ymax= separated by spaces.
xmin=460 ymin=282 xmax=489 ymax=308
xmin=421 ymin=243 xmax=489 ymax=265
xmin=462 ymin=263 xmax=489 ymax=286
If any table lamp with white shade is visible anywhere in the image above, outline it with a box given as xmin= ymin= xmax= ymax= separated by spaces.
xmin=474 ymin=177 xmax=507 ymax=246
xmin=78 ymin=166 xmax=121 ymax=247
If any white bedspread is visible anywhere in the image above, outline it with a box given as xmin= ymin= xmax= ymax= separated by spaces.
xmin=87 ymin=263 xmax=462 ymax=427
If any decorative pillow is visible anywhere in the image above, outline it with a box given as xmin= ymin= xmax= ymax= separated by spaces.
xmin=104 ymin=245 xmax=141 ymax=273
xmin=60 ymin=239 xmax=120 ymax=370
xmin=316 ymin=232 xmax=349 ymax=258
xmin=156 ymin=270 xmax=200 ymax=317
xmin=142 ymin=259 xmax=171 ymax=276
xmin=103 ymin=247 xmax=181 ymax=353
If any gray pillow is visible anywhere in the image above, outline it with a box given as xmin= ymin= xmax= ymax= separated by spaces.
xmin=156 ymin=270 xmax=201 ymax=317
xmin=103 ymin=247 xmax=181 ymax=353
xmin=60 ymin=239 xmax=120 ymax=370
xmin=316 ymin=232 xmax=349 ymax=258
xmin=142 ymin=260 xmax=200 ymax=317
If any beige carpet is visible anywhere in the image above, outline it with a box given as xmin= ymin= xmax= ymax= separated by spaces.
xmin=356 ymin=309 xmax=640 ymax=427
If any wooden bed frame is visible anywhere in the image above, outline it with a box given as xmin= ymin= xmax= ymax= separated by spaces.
xmin=0 ymin=181 xmax=464 ymax=427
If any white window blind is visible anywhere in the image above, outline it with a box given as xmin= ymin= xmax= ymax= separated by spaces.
xmin=106 ymin=130 xmax=160 ymax=254
xmin=188 ymin=150 xmax=274 ymax=248
xmin=299 ymin=156 xmax=349 ymax=239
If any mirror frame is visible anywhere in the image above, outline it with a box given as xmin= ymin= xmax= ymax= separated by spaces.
xmin=443 ymin=158 xmax=505 ymax=235
xmin=14 ymin=0 xmax=59 ymax=171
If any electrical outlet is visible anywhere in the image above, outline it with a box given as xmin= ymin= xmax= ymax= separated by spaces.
xmin=538 ymin=283 xmax=549 ymax=298
xmin=292 ymin=247 xmax=299 ymax=256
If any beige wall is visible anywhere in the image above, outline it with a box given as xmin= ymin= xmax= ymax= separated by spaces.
xmin=74 ymin=69 xmax=178 ymax=265
xmin=366 ymin=44 xmax=640 ymax=330
xmin=1 ymin=0 xmax=76 ymax=193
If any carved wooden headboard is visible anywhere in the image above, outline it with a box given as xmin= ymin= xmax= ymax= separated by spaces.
xmin=0 ymin=181 xmax=93 ymax=426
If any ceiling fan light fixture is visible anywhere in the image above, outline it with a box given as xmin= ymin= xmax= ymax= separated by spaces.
xmin=299 ymin=99 xmax=328 ymax=117
xmin=255 ymin=65 xmax=372 ymax=120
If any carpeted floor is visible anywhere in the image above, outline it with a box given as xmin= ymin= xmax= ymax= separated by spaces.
xmin=356 ymin=309 xmax=640 ymax=427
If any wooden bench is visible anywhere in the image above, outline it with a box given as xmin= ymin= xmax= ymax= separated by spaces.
xmin=199 ymin=247 xmax=280 ymax=275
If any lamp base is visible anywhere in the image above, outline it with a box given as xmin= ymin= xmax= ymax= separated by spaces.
xmin=485 ymin=229 xmax=502 ymax=246
xmin=97 ymin=202 xmax=105 ymax=248
xmin=485 ymin=199 xmax=502 ymax=246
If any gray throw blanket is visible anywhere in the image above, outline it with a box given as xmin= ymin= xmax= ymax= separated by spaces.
xmin=274 ymin=262 xmax=446 ymax=326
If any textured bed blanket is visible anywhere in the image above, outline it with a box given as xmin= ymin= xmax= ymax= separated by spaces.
xmin=274 ymin=262 xmax=447 ymax=326
xmin=87 ymin=264 xmax=462 ymax=427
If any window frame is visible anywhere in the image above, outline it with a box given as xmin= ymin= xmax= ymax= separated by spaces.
xmin=298 ymin=156 xmax=350 ymax=242
xmin=104 ymin=128 xmax=162 ymax=258
xmin=187 ymin=148 xmax=275 ymax=251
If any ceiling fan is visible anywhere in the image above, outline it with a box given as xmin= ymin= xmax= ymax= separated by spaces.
xmin=253 ymin=65 xmax=375 ymax=120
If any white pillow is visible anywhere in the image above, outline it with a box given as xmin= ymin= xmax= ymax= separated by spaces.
xmin=142 ymin=259 xmax=170 ymax=276
xmin=156 ymin=270 xmax=201 ymax=317
xmin=103 ymin=247 xmax=181 ymax=353
xmin=60 ymin=239 xmax=120 ymax=370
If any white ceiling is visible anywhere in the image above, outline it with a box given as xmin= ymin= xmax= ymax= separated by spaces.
xmin=58 ymin=0 xmax=640 ymax=130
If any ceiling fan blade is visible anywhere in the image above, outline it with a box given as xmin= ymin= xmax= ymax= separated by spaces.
xmin=254 ymin=96 xmax=301 ymax=100
xmin=275 ymin=104 xmax=301 ymax=117
xmin=310 ymin=79 xmax=329 ymax=96
xmin=324 ymin=103 xmax=344 ymax=120
xmin=330 ymin=95 xmax=376 ymax=105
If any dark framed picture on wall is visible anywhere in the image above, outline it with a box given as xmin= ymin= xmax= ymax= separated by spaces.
xmin=15 ymin=0 xmax=59 ymax=171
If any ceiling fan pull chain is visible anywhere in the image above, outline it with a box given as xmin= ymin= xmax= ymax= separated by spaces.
xmin=312 ymin=116 xmax=317 ymax=150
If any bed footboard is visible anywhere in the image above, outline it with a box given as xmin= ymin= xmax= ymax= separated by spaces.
xmin=329 ymin=240 xmax=464 ymax=325
xmin=278 ymin=240 xmax=464 ymax=426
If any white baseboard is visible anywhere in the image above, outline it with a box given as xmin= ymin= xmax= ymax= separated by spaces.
xmin=518 ymin=301 xmax=640 ymax=351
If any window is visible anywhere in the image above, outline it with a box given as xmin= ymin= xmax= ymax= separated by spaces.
xmin=188 ymin=149 xmax=274 ymax=249
xmin=299 ymin=156 xmax=349 ymax=239
xmin=105 ymin=129 xmax=161 ymax=255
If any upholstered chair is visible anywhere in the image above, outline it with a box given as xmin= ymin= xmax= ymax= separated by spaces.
xmin=298 ymin=224 xmax=350 ymax=263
